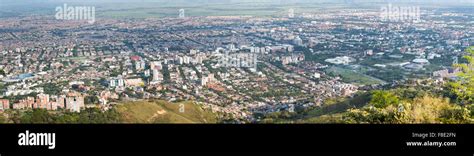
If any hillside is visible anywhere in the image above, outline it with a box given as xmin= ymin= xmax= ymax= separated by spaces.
xmin=259 ymin=83 xmax=474 ymax=124
xmin=2 ymin=100 xmax=218 ymax=124
xmin=115 ymin=100 xmax=219 ymax=123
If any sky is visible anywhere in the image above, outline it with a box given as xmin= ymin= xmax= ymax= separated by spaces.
xmin=1 ymin=0 xmax=473 ymax=4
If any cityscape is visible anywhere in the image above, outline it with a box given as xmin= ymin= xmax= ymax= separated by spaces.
xmin=0 ymin=0 xmax=473 ymax=123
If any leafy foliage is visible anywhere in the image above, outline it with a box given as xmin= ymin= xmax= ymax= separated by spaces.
xmin=0 ymin=112 xmax=6 ymax=123
xmin=449 ymin=46 xmax=474 ymax=104
xmin=14 ymin=108 xmax=121 ymax=124
xmin=369 ymin=90 xmax=400 ymax=108
xmin=84 ymin=95 xmax=100 ymax=105
xmin=345 ymin=95 xmax=472 ymax=124
xmin=19 ymin=109 xmax=55 ymax=123
xmin=40 ymin=83 xmax=62 ymax=95
xmin=0 ymin=69 xmax=6 ymax=76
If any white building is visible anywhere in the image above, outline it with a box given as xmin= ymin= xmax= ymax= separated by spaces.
xmin=293 ymin=36 xmax=303 ymax=46
xmin=109 ymin=77 xmax=125 ymax=88
xmin=325 ymin=56 xmax=355 ymax=65
xmin=313 ymin=72 xmax=321 ymax=79
xmin=152 ymin=69 xmax=163 ymax=82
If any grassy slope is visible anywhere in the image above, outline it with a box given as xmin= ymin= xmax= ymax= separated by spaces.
xmin=325 ymin=66 xmax=386 ymax=85
xmin=261 ymin=92 xmax=371 ymax=123
xmin=115 ymin=100 xmax=218 ymax=123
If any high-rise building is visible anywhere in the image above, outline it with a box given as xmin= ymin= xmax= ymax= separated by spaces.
xmin=37 ymin=93 xmax=50 ymax=109
xmin=117 ymin=78 xmax=125 ymax=87
xmin=109 ymin=77 xmax=125 ymax=88
xmin=0 ymin=99 xmax=9 ymax=111
xmin=135 ymin=61 xmax=146 ymax=70
xmin=178 ymin=57 xmax=184 ymax=64
xmin=200 ymin=77 xmax=208 ymax=86
xmin=144 ymin=69 xmax=151 ymax=77
xmin=109 ymin=79 xmax=116 ymax=87
xmin=150 ymin=61 xmax=162 ymax=70
xmin=61 ymin=93 xmax=85 ymax=112
xmin=152 ymin=69 xmax=163 ymax=82
xmin=183 ymin=56 xmax=190 ymax=64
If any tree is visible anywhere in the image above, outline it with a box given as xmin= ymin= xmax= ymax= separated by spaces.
xmin=85 ymin=95 xmax=100 ymax=105
xmin=397 ymin=96 xmax=452 ymax=123
xmin=53 ymin=112 xmax=80 ymax=123
xmin=344 ymin=107 xmax=397 ymax=124
xmin=42 ymin=83 xmax=62 ymax=95
xmin=440 ymin=106 xmax=471 ymax=123
xmin=449 ymin=46 xmax=474 ymax=105
xmin=345 ymin=95 xmax=473 ymax=124
xmin=0 ymin=113 xmax=6 ymax=123
xmin=0 ymin=69 xmax=6 ymax=76
xmin=468 ymin=105 xmax=474 ymax=117
xmin=20 ymin=109 xmax=54 ymax=123
xmin=369 ymin=90 xmax=400 ymax=108
xmin=8 ymin=110 xmax=22 ymax=123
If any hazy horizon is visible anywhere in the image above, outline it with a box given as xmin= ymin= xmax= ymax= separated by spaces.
xmin=0 ymin=0 xmax=473 ymax=18
xmin=2 ymin=0 xmax=473 ymax=5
